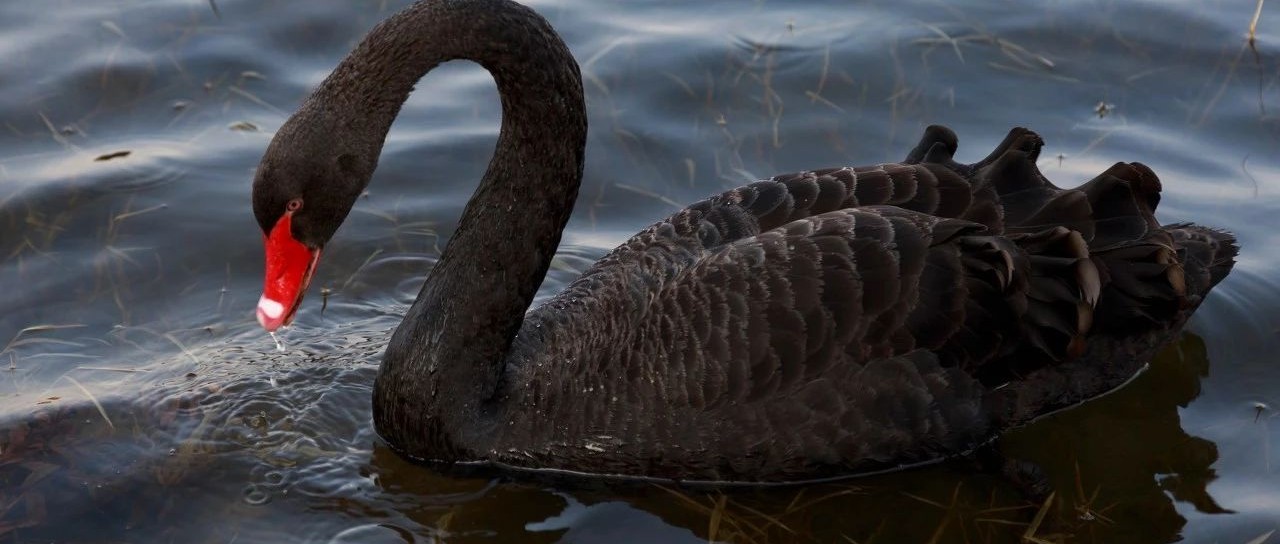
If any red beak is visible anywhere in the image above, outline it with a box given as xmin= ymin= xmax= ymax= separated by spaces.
xmin=257 ymin=212 xmax=321 ymax=331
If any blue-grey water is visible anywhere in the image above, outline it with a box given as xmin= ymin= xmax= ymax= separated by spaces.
xmin=0 ymin=0 xmax=1276 ymax=542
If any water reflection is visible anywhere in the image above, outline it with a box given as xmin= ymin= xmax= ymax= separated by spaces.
xmin=0 ymin=331 xmax=1228 ymax=543
xmin=604 ymin=333 xmax=1227 ymax=543
xmin=348 ymin=332 xmax=1222 ymax=544
xmin=1001 ymin=333 xmax=1226 ymax=543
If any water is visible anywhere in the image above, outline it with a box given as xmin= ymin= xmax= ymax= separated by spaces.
xmin=0 ymin=0 xmax=1276 ymax=541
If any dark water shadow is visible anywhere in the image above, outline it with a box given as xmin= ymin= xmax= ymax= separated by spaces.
xmin=0 ymin=332 xmax=1229 ymax=543
xmin=355 ymin=333 xmax=1226 ymax=543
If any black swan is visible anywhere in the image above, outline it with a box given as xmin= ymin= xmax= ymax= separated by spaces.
xmin=250 ymin=0 xmax=1237 ymax=484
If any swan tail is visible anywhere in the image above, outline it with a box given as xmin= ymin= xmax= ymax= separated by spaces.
xmin=941 ymin=227 xmax=1100 ymax=386
xmin=1165 ymin=224 xmax=1239 ymax=300
xmin=953 ymin=128 xmax=1232 ymax=335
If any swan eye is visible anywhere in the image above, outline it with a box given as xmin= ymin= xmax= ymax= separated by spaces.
xmin=286 ymin=198 xmax=304 ymax=212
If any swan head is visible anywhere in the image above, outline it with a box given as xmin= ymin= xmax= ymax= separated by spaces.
xmin=251 ymin=111 xmax=376 ymax=331
xmin=253 ymin=204 xmax=322 ymax=332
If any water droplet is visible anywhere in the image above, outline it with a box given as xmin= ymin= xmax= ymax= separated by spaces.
xmin=269 ymin=331 xmax=286 ymax=352
xmin=243 ymin=484 xmax=271 ymax=505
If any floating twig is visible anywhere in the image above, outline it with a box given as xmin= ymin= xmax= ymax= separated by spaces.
xmin=94 ymin=150 xmax=131 ymax=162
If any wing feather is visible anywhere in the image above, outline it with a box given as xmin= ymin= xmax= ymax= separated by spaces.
xmin=495 ymin=125 xmax=1238 ymax=482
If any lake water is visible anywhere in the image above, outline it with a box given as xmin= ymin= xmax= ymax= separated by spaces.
xmin=0 ymin=0 xmax=1276 ymax=542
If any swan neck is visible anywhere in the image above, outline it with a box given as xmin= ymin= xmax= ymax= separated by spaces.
xmin=328 ymin=0 xmax=585 ymax=457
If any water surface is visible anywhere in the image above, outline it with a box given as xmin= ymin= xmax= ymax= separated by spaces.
xmin=0 ymin=0 xmax=1277 ymax=542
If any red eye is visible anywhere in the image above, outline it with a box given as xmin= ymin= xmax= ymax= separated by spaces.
xmin=286 ymin=198 xmax=303 ymax=212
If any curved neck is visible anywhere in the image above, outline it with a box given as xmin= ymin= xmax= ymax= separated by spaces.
xmin=317 ymin=0 xmax=585 ymax=457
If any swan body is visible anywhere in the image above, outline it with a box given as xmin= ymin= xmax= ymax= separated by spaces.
xmin=251 ymin=0 xmax=1237 ymax=483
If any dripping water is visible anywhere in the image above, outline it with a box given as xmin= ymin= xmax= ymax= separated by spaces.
xmin=269 ymin=331 xmax=286 ymax=352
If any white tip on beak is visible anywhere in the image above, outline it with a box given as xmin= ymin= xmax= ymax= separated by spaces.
xmin=256 ymin=295 xmax=287 ymax=331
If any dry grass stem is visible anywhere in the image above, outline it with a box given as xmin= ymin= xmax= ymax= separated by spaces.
xmin=75 ymin=366 xmax=145 ymax=373
xmin=63 ymin=376 xmax=115 ymax=431
xmin=341 ymin=248 xmax=385 ymax=292
xmin=1249 ymin=0 xmax=1266 ymax=45
xmin=1021 ymin=492 xmax=1055 ymax=544
xmin=613 ymin=183 xmax=683 ymax=209
xmin=1246 ymin=529 xmax=1276 ymax=544
xmin=228 ymin=86 xmax=286 ymax=116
